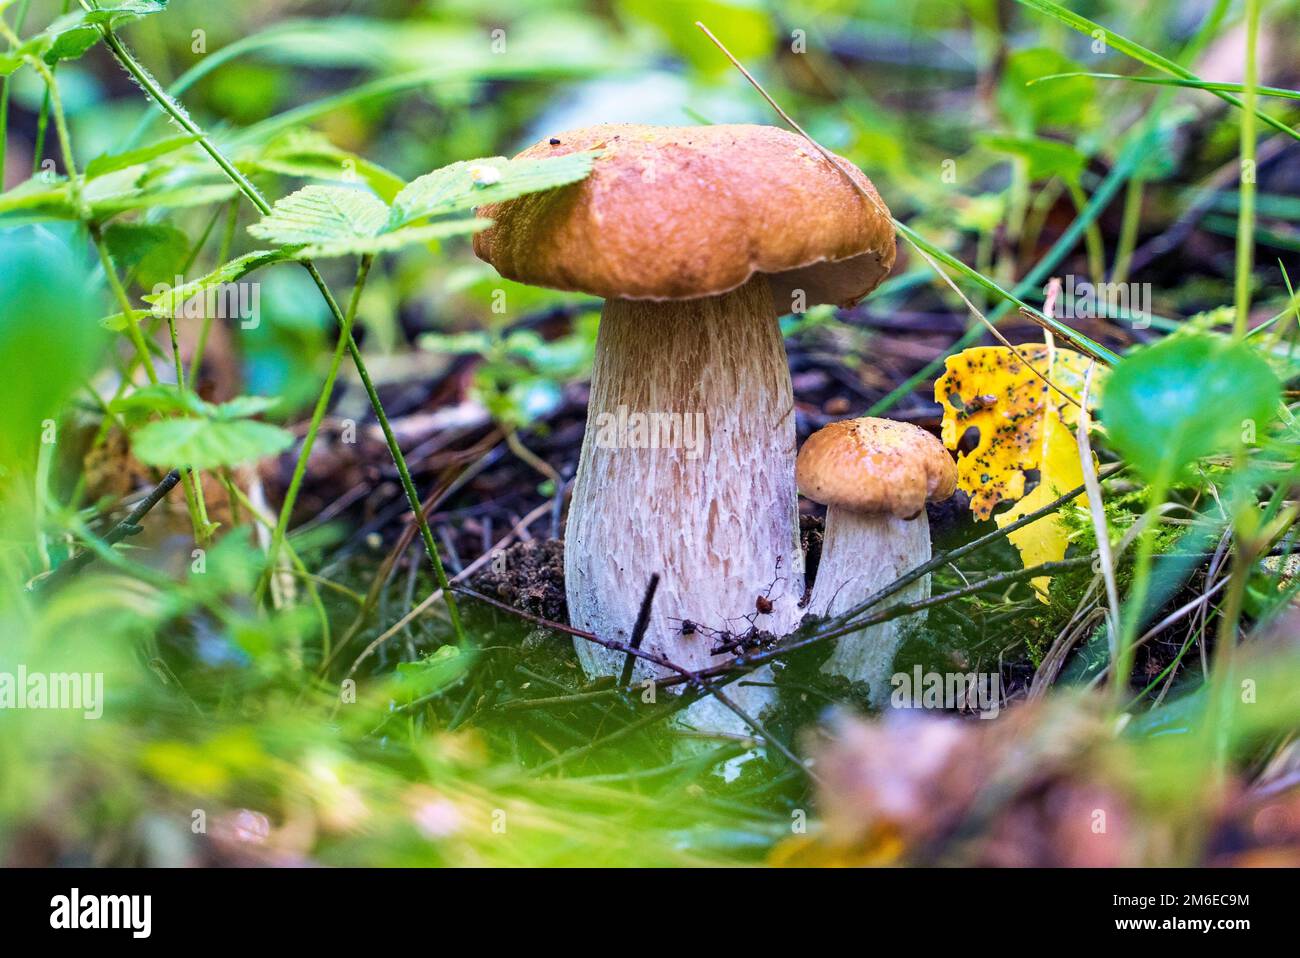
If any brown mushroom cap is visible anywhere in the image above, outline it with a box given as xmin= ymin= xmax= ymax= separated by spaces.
xmin=797 ymin=417 xmax=957 ymax=519
xmin=473 ymin=123 xmax=895 ymax=305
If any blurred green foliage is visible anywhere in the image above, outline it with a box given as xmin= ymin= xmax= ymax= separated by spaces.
xmin=0 ymin=0 xmax=1298 ymax=867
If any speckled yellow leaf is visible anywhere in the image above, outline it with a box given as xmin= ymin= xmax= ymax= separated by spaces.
xmin=996 ymin=402 xmax=1086 ymax=599
xmin=935 ymin=344 xmax=1096 ymax=600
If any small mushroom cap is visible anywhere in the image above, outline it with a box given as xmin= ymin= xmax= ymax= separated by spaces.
xmin=473 ymin=123 xmax=895 ymax=305
xmin=797 ymin=417 xmax=957 ymax=519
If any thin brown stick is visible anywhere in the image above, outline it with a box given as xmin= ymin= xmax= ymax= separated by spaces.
xmin=37 ymin=469 xmax=182 ymax=589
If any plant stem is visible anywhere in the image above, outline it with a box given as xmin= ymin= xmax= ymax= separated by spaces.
xmin=1111 ymin=474 xmax=1170 ymax=711
xmin=30 ymin=3 xmax=72 ymax=177
xmin=87 ymin=15 xmax=466 ymax=644
xmin=264 ymin=255 xmax=373 ymax=596
xmin=223 ymin=474 xmax=329 ymax=662
xmin=1110 ymin=176 xmax=1146 ymax=285
xmin=0 ymin=0 xmax=33 ymax=186
xmin=22 ymin=55 xmax=80 ymax=213
xmin=189 ymin=199 xmax=239 ymax=384
xmin=306 ymin=261 xmax=465 ymax=644
xmin=1066 ymin=179 xmax=1107 ymax=287
xmin=1210 ymin=0 xmax=1261 ymax=784
xmin=90 ymin=224 xmax=157 ymax=385
xmin=164 ymin=274 xmax=216 ymax=541
xmin=1233 ymin=0 xmax=1260 ymax=339
xmin=91 ymin=225 xmax=213 ymax=544
xmin=1203 ymin=533 xmax=1255 ymax=792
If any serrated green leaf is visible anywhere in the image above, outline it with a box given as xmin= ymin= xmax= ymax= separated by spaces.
xmin=247 ymin=184 xmax=390 ymax=248
xmin=145 ymin=249 xmax=290 ymax=317
xmin=248 ymin=129 xmax=405 ymax=202
xmin=132 ymin=417 xmax=293 ymax=470
xmin=389 ymin=151 xmax=598 ymax=229
xmin=292 ymin=217 xmax=490 ymax=259
xmin=12 ymin=2 xmax=169 ymax=68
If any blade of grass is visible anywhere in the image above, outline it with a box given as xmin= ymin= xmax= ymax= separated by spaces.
xmin=1014 ymin=0 xmax=1299 ymax=143
xmin=870 ymin=0 xmax=1233 ymax=415
xmin=1234 ymin=0 xmax=1260 ymax=339
xmin=692 ymin=21 xmax=1123 ymax=377
xmin=893 ymin=219 xmax=1121 ymax=364
xmin=1032 ymin=72 xmax=1300 ymax=102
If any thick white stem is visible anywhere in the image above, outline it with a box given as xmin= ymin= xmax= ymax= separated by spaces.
xmin=810 ymin=508 xmax=931 ymax=707
xmin=565 ymin=275 xmax=804 ymax=728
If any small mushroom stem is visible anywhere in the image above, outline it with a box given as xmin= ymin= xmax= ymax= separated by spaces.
xmin=565 ymin=274 xmax=804 ymax=723
xmin=810 ymin=507 xmax=932 ymax=706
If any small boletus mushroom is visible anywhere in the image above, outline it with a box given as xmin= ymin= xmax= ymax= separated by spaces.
xmin=474 ymin=124 xmax=895 ymax=723
xmin=796 ymin=417 xmax=957 ymax=705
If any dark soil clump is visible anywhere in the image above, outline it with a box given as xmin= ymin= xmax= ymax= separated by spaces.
xmin=470 ymin=538 xmax=567 ymax=622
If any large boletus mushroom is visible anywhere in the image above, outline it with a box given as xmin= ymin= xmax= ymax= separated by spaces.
xmin=474 ymin=124 xmax=895 ymax=725
xmin=796 ymin=417 xmax=957 ymax=706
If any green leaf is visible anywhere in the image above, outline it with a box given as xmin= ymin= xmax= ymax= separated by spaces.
xmin=132 ymin=417 xmax=293 ymax=470
xmin=247 ymin=184 xmax=391 ymax=247
xmin=417 ymin=330 xmax=494 ymax=357
xmin=0 ymin=175 xmax=76 ymax=220
xmin=248 ymin=129 xmax=406 ymax=202
xmin=110 ymin=384 xmax=209 ymax=424
xmin=247 ymin=183 xmax=490 ymax=258
xmin=977 ymin=133 xmax=1087 ymax=182
xmin=89 ymin=182 xmax=239 ymax=217
xmin=84 ymin=134 xmax=200 ymax=179
xmin=391 ymin=645 xmax=473 ymax=703
xmin=145 ymin=249 xmax=290 ymax=317
xmin=99 ymin=308 xmax=152 ymax=332
xmin=389 ymin=151 xmax=598 ymax=229
xmin=309 ymin=218 xmax=491 ymax=257
xmin=103 ymin=222 xmax=190 ymax=288
xmin=14 ymin=1 xmax=169 ymax=67
xmin=1100 ymin=333 xmax=1281 ymax=482
xmin=478 ymin=375 xmax=562 ymax=429
xmin=294 ymin=217 xmax=490 ymax=259
xmin=212 ymin=395 xmax=281 ymax=420
xmin=997 ymin=47 xmax=1096 ymax=132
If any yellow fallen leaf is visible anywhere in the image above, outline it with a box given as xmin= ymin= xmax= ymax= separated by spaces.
xmin=768 ymin=828 xmax=906 ymax=867
xmin=998 ymin=399 xmax=1086 ymax=599
xmin=935 ymin=344 xmax=1097 ymax=600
